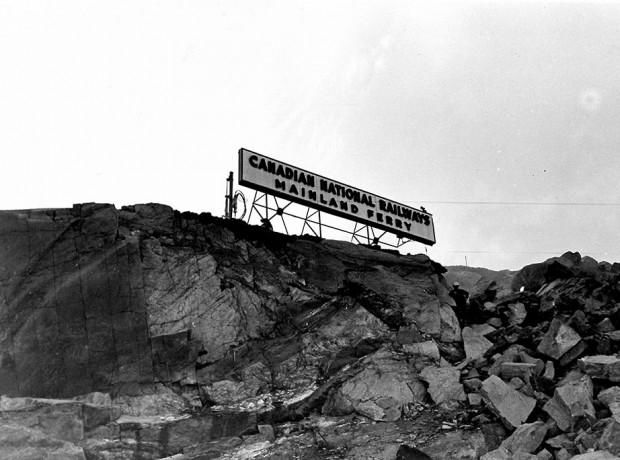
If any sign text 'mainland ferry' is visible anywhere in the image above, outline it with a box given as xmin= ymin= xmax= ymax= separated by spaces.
xmin=238 ymin=148 xmax=436 ymax=245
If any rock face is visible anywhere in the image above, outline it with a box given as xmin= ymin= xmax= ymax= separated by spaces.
xmin=0 ymin=392 xmax=259 ymax=459
xmin=0 ymin=424 xmax=86 ymax=460
xmin=0 ymin=204 xmax=448 ymax=400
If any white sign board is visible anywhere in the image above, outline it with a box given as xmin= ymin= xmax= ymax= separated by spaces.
xmin=238 ymin=148 xmax=436 ymax=245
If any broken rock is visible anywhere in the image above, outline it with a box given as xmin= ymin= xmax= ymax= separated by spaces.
xmin=537 ymin=449 xmax=553 ymax=460
xmin=543 ymin=375 xmax=595 ymax=432
xmin=462 ymin=325 xmax=495 ymax=361
xmin=596 ymin=319 xmax=616 ymax=333
xmin=598 ymin=421 xmax=620 ymax=456
xmin=537 ymin=319 xmax=583 ymax=361
xmin=500 ymin=421 xmax=548 ymax=455
xmin=420 ymin=365 xmax=466 ymax=409
xmin=507 ymin=302 xmax=527 ymax=326
xmin=440 ymin=303 xmax=463 ymax=342
xmin=578 ymin=356 xmax=620 ymax=382
xmin=546 ymin=433 xmax=576 ymax=450
xmin=500 ymin=363 xmax=538 ymax=383
xmin=468 ymin=393 xmax=482 ymax=406
xmin=569 ymin=452 xmax=620 ymax=460
xmin=480 ymin=375 xmax=536 ymax=429
xmin=543 ymin=361 xmax=555 ymax=381
xmin=598 ymin=387 xmax=620 ymax=422
xmin=323 ymin=353 xmax=426 ymax=422
xmin=403 ymin=340 xmax=441 ymax=362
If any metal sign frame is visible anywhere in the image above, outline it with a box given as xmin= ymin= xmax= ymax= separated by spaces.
xmin=247 ymin=190 xmax=414 ymax=248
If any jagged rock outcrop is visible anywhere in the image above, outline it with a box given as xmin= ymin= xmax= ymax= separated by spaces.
xmin=0 ymin=203 xmax=450 ymax=402
xmin=0 ymin=203 xmax=458 ymax=458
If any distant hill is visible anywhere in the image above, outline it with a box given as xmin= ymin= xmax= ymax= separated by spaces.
xmin=445 ymin=265 xmax=516 ymax=297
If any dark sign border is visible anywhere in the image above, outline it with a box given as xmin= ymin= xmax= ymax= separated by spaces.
xmin=238 ymin=148 xmax=436 ymax=245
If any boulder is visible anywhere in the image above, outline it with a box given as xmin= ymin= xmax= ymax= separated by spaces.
xmin=598 ymin=387 xmax=620 ymax=405
xmin=597 ymin=319 xmax=616 ymax=333
xmin=480 ymin=375 xmax=536 ymax=429
xmin=403 ymin=341 xmax=441 ymax=362
xmin=598 ymin=421 xmax=620 ymax=456
xmin=500 ymin=363 xmax=538 ymax=383
xmin=439 ymin=303 xmax=463 ymax=342
xmin=537 ymin=319 xmax=583 ymax=361
xmin=537 ymin=449 xmax=553 ymax=460
xmin=598 ymin=387 xmax=620 ymax=422
xmin=323 ymin=353 xmax=426 ymax=422
xmin=578 ymin=356 xmax=620 ymax=382
xmin=546 ymin=434 xmax=576 ymax=450
xmin=419 ymin=365 xmax=466 ymax=409
xmin=512 ymin=256 xmax=576 ymax=292
xmin=557 ymin=448 xmax=573 ymax=460
xmin=499 ymin=421 xmax=548 ymax=454
xmin=462 ymin=325 xmax=494 ymax=361
xmin=543 ymin=375 xmax=595 ymax=432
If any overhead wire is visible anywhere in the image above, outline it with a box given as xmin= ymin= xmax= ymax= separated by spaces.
xmin=413 ymin=200 xmax=620 ymax=206
xmin=410 ymin=200 xmax=617 ymax=259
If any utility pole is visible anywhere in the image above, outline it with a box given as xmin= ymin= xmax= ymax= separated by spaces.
xmin=224 ymin=172 xmax=234 ymax=218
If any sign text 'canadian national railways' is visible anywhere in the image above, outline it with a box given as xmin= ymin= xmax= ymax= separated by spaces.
xmin=239 ymin=148 xmax=436 ymax=245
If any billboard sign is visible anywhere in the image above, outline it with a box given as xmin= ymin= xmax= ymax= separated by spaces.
xmin=238 ymin=148 xmax=436 ymax=245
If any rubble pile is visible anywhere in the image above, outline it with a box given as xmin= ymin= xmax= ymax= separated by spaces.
xmin=448 ymin=252 xmax=620 ymax=460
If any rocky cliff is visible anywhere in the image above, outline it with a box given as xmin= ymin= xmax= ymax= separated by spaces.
xmin=2 ymin=203 xmax=620 ymax=460
xmin=0 ymin=203 xmax=455 ymax=399
xmin=0 ymin=203 xmax=465 ymax=459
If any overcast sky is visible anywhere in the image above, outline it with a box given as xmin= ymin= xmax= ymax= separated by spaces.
xmin=1 ymin=1 xmax=619 ymax=270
